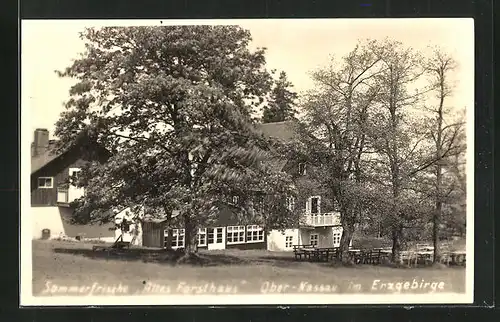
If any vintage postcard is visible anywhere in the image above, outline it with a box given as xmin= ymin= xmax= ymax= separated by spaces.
xmin=20 ymin=18 xmax=474 ymax=306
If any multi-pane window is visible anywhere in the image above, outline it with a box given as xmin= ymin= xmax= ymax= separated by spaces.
xmin=215 ymin=228 xmax=223 ymax=243
xmin=38 ymin=177 xmax=53 ymax=189
xmin=286 ymin=196 xmax=295 ymax=211
xmin=285 ymin=236 xmax=293 ymax=248
xmin=247 ymin=225 xmax=264 ymax=242
xmin=310 ymin=233 xmax=319 ymax=247
xmin=207 ymin=228 xmax=215 ymax=244
xmin=171 ymin=229 xmax=185 ymax=248
xmin=227 ymin=226 xmax=245 ymax=244
xmin=198 ymin=228 xmax=207 ymax=246
xmin=298 ymin=163 xmax=306 ymax=175
xmin=333 ymin=232 xmax=341 ymax=247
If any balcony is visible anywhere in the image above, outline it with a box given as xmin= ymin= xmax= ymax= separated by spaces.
xmin=57 ymin=186 xmax=84 ymax=206
xmin=301 ymin=212 xmax=341 ymax=227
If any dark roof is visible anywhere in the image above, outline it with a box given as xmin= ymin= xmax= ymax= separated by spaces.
xmin=31 ymin=122 xmax=296 ymax=175
xmin=31 ymin=141 xmax=64 ymax=175
xmin=257 ymin=121 xmax=297 ymax=172
xmin=257 ymin=121 xmax=296 ymax=141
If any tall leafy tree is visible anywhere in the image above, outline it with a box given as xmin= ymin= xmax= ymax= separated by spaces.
xmin=55 ymin=26 xmax=295 ymax=257
xmin=261 ymin=71 xmax=298 ymax=123
xmin=419 ymin=48 xmax=466 ymax=261
xmin=366 ymin=40 xmax=464 ymax=261
xmin=364 ymin=39 xmax=430 ymax=261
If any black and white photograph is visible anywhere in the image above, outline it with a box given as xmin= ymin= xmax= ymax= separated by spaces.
xmin=21 ymin=19 xmax=473 ymax=305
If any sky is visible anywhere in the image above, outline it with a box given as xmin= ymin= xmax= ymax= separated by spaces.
xmin=21 ymin=18 xmax=474 ymax=139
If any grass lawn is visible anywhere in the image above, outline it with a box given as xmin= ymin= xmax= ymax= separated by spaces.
xmin=32 ymin=240 xmax=466 ymax=296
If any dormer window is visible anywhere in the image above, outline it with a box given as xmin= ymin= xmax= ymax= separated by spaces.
xmin=286 ymin=196 xmax=295 ymax=211
xmin=232 ymin=195 xmax=239 ymax=204
xmin=298 ymin=163 xmax=306 ymax=175
xmin=69 ymin=168 xmax=81 ymax=186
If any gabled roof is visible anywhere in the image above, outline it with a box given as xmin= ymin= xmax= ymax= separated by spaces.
xmin=31 ymin=122 xmax=297 ymax=175
xmin=31 ymin=141 xmax=64 ymax=175
xmin=257 ymin=121 xmax=297 ymax=172
xmin=257 ymin=121 xmax=296 ymax=141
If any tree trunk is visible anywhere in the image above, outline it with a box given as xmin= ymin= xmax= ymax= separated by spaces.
xmin=163 ymin=206 xmax=173 ymax=250
xmin=338 ymin=202 xmax=355 ymax=264
xmin=183 ymin=215 xmax=198 ymax=255
xmin=433 ymin=64 xmax=446 ymax=263
xmin=433 ymin=201 xmax=442 ymax=263
xmin=165 ymin=228 xmax=173 ymax=250
xmin=339 ymin=223 xmax=355 ymax=264
xmin=391 ymin=224 xmax=402 ymax=264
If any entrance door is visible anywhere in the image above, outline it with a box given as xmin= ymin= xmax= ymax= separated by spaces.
xmin=207 ymin=227 xmax=225 ymax=250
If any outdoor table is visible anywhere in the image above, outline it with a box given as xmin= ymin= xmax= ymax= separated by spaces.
xmin=302 ymin=247 xmax=319 ymax=261
xmin=451 ymin=251 xmax=466 ymax=265
xmin=347 ymin=249 xmax=362 ymax=263
xmin=302 ymin=247 xmax=338 ymax=262
xmin=416 ymin=251 xmax=434 ymax=265
xmin=293 ymin=245 xmax=315 ymax=260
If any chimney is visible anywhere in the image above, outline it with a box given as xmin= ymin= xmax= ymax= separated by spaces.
xmin=32 ymin=128 xmax=49 ymax=157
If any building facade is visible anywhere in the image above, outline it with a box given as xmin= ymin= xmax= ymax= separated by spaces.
xmin=141 ymin=204 xmax=267 ymax=250
xmin=30 ymin=128 xmax=116 ymax=241
xmin=258 ymin=121 xmax=349 ymax=252
xmin=30 ymin=122 xmax=349 ymax=251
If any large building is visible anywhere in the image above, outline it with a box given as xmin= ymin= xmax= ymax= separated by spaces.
xmin=30 ymin=122 xmax=348 ymax=251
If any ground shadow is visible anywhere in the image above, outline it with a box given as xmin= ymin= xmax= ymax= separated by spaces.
xmin=51 ymin=246 xmax=306 ymax=268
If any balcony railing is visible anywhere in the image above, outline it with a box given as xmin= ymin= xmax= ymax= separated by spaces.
xmin=301 ymin=212 xmax=341 ymax=227
xmin=57 ymin=188 xmax=69 ymax=203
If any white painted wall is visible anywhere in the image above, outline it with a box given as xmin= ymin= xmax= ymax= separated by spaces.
xmin=31 ymin=207 xmax=66 ymax=239
xmin=267 ymin=226 xmax=350 ymax=250
xmin=30 ymin=206 xmax=138 ymax=244
xmin=267 ymin=228 xmax=300 ymax=252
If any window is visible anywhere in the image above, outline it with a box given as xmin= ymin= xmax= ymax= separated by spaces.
xmin=171 ymin=229 xmax=185 ymax=249
xmin=207 ymin=228 xmax=224 ymax=244
xmin=298 ymin=163 xmax=306 ymax=175
xmin=310 ymin=233 xmax=319 ymax=247
xmin=207 ymin=228 xmax=215 ymax=244
xmin=311 ymin=197 xmax=319 ymax=213
xmin=253 ymin=196 xmax=264 ymax=214
xmin=333 ymin=232 xmax=341 ymax=247
xmin=69 ymin=168 xmax=81 ymax=186
xmin=306 ymin=196 xmax=321 ymax=214
xmin=38 ymin=177 xmax=53 ymax=189
xmin=216 ymin=228 xmax=223 ymax=243
xmin=198 ymin=228 xmax=207 ymax=246
xmin=285 ymin=236 xmax=293 ymax=248
xmin=227 ymin=226 xmax=245 ymax=244
xmin=286 ymin=196 xmax=295 ymax=211
xmin=232 ymin=195 xmax=239 ymax=205
xmin=247 ymin=225 xmax=264 ymax=243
